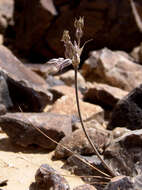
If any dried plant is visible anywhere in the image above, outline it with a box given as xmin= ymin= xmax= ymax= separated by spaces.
xmin=48 ymin=17 xmax=116 ymax=177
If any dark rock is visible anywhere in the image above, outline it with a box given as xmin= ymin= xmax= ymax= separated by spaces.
xmin=73 ymin=184 xmax=97 ymax=190
xmin=0 ymin=73 xmax=13 ymax=113
xmin=13 ymin=0 xmax=142 ymax=59
xmin=64 ymin=154 xmax=109 ymax=190
xmin=13 ymin=0 xmax=57 ymax=59
xmin=108 ymin=84 xmax=142 ymax=130
xmin=84 ymin=82 xmax=128 ymax=109
xmin=104 ymin=176 xmax=134 ymax=190
xmin=65 ymin=155 xmax=102 ymax=175
xmin=0 ymin=112 xmax=72 ymax=149
xmin=30 ymin=164 xmax=70 ymax=190
xmin=81 ymin=48 xmax=142 ymax=91
xmin=54 ymin=127 xmax=111 ymax=159
xmin=105 ymin=129 xmax=142 ymax=176
xmin=0 ymin=45 xmax=52 ymax=112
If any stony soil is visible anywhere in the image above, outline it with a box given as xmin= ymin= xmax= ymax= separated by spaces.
xmin=0 ymin=132 xmax=84 ymax=190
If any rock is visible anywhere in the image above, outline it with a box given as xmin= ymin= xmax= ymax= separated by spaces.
xmin=84 ymin=82 xmax=128 ymax=108
xmin=54 ymin=127 xmax=111 ymax=159
xmin=0 ymin=73 xmax=13 ymax=113
xmin=72 ymin=118 xmax=106 ymax=132
xmin=50 ymin=95 xmax=103 ymax=121
xmin=104 ymin=176 xmax=134 ymax=190
xmin=26 ymin=63 xmax=60 ymax=79
xmin=73 ymin=184 xmax=97 ymax=190
xmin=13 ymin=0 xmax=142 ymax=59
xmin=30 ymin=164 xmax=70 ymax=190
xmin=105 ymin=129 xmax=142 ymax=176
xmin=60 ymin=70 xmax=86 ymax=90
xmin=81 ymin=48 xmax=142 ymax=91
xmin=108 ymin=84 xmax=142 ymax=130
xmin=64 ymin=154 xmax=109 ymax=190
xmin=44 ymin=85 xmax=83 ymax=111
xmin=46 ymin=75 xmax=65 ymax=87
xmin=0 ymin=45 xmax=52 ymax=112
xmin=49 ymin=85 xmax=82 ymax=103
xmin=0 ymin=0 xmax=14 ymax=34
xmin=13 ymin=0 xmax=57 ymax=58
xmin=0 ymin=112 xmax=72 ymax=149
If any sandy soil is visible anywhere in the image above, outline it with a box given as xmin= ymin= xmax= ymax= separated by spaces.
xmin=0 ymin=133 xmax=84 ymax=190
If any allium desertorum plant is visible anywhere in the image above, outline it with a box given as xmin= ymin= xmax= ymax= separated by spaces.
xmin=48 ymin=17 xmax=116 ymax=178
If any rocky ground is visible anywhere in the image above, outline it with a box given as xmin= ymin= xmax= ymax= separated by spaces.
xmin=0 ymin=133 xmax=84 ymax=190
xmin=1 ymin=0 xmax=142 ymax=190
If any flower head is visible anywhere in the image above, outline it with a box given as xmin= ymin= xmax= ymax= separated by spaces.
xmin=61 ymin=17 xmax=85 ymax=69
xmin=74 ymin=17 xmax=84 ymax=42
xmin=48 ymin=17 xmax=88 ymax=71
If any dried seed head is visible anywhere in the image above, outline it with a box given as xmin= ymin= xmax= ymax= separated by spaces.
xmin=74 ymin=17 xmax=84 ymax=30
xmin=74 ymin=17 xmax=84 ymax=42
xmin=61 ymin=17 xmax=86 ymax=69
xmin=61 ymin=30 xmax=70 ymax=43
xmin=61 ymin=30 xmax=75 ymax=60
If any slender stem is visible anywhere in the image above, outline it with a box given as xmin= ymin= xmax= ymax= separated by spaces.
xmin=74 ymin=67 xmax=116 ymax=177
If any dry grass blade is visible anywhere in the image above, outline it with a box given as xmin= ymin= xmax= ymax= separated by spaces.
xmin=18 ymin=107 xmax=111 ymax=178
xmin=28 ymin=119 xmax=111 ymax=178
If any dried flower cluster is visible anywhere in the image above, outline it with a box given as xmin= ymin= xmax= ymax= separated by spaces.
xmin=48 ymin=17 xmax=86 ymax=71
xmin=61 ymin=17 xmax=84 ymax=69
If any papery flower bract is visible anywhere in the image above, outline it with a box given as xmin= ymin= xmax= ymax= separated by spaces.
xmin=47 ymin=57 xmax=72 ymax=72
xmin=74 ymin=17 xmax=84 ymax=41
